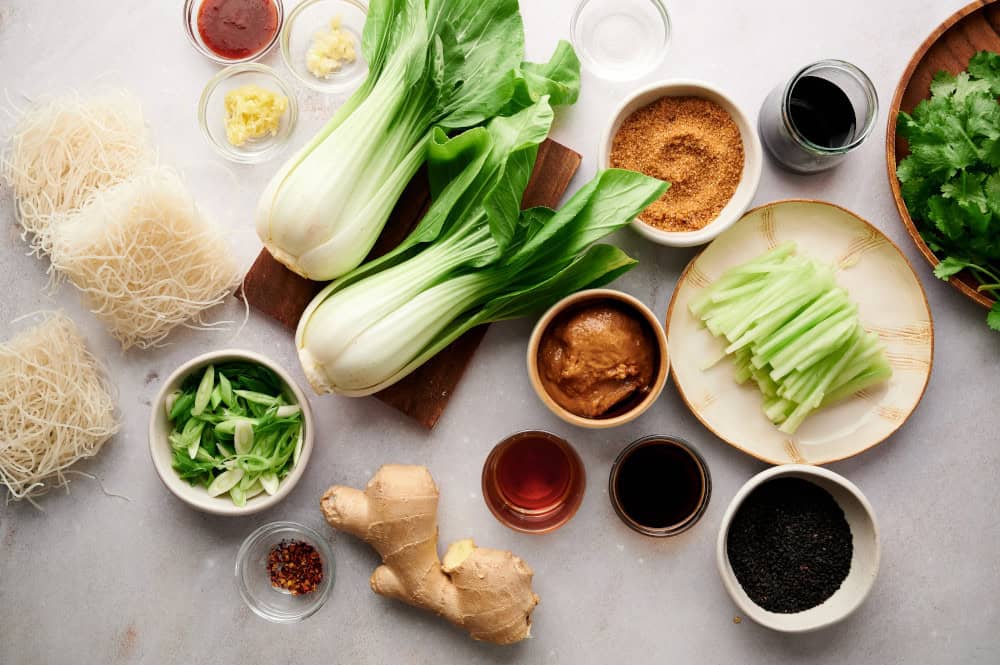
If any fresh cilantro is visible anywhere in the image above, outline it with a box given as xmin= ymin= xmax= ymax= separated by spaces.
xmin=897 ymin=50 xmax=1000 ymax=331
xmin=989 ymin=302 xmax=1000 ymax=332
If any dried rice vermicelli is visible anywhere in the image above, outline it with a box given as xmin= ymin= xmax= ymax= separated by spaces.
xmin=48 ymin=166 xmax=242 ymax=350
xmin=0 ymin=312 xmax=119 ymax=503
xmin=1 ymin=89 xmax=152 ymax=255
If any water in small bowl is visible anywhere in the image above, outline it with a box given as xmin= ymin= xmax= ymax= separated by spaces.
xmin=571 ymin=0 xmax=671 ymax=81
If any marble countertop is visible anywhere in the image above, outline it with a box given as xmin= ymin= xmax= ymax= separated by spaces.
xmin=1 ymin=1 xmax=998 ymax=663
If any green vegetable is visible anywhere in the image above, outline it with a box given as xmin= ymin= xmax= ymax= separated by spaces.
xmin=296 ymin=98 xmax=668 ymax=396
xmin=896 ymin=51 xmax=1000 ymax=331
xmin=255 ymin=0 xmax=581 ymax=281
xmin=691 ymin=243 xmax=893 ymax=434
xmin=167 ymin=362 xmax=303 ymax=505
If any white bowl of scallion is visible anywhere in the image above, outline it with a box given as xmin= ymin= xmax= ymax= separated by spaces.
xmin=149 ymin=350 xmax=314 ymax=515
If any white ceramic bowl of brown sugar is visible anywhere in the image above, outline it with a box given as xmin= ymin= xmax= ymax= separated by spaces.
xmin=599 ymin=80 xmax=763 ymax=248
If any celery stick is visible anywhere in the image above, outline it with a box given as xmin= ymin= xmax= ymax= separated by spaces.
xmin=822 ymin=365 xmax=893 ymax=406
xmin=753 ymin=290 xmax=845 ymax=359
xmin=767 ymin=310 xmax=854 ymax=376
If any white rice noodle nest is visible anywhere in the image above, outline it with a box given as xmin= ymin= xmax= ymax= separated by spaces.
xmin=48 ymin=166 xmax=242 ymax=350
xmin=0 ymin=312 xmax=120 ymax=503
xmin=1 ymin=89 xmax=152 ymax=255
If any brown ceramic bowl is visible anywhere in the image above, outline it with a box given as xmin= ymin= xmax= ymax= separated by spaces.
xmin=527 ymin=289 xmax=669 ymax=429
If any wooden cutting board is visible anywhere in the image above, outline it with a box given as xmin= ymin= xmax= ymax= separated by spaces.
xmin=242 ymin=139 xmax=582 ymax=428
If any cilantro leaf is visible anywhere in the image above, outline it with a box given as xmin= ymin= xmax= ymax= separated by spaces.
xmin=989 ymin=303 xmax=1000 ymax=332
xmin=969 ymin=51 xmax=1000 ymax=95
xmin=934 ymin=256 xmax=970 ymax=280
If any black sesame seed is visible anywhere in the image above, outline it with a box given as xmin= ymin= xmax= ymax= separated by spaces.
xmin=726 ymin=477 xmax=853 ymax=614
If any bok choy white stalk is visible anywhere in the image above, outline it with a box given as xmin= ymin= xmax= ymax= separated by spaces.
xmin=256 ymin=0 xmax=581 ymax=281
xmin=295 ymin=99 xmax=669 ymax=396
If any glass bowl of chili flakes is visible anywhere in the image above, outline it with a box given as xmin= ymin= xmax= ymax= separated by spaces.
xmin=236 ymin=521 xmax=334 ymax=623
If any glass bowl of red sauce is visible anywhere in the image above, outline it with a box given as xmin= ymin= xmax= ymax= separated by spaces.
xmin=184 ymin=0 xmax=284 ymax=65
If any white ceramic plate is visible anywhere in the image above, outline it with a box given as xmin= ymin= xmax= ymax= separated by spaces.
xmin=666 ymin=200 xmax=933 ymax=465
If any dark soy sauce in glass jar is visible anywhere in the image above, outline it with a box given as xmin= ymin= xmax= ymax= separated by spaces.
xmin=788 ymin=76 xmax=857 ymax=149
xmin=758 ymin=59 xmax=877 ymax=174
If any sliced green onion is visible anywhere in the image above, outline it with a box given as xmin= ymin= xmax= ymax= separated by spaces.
xmin=191 ymin=364 xmax=215 ymax=416
xmin=207 ymin=467 xmax=243 ymax=497
xmin=234 ymin=420 xmax=255 ymax=455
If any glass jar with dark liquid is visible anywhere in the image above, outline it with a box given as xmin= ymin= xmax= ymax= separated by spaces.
xmin=758 ymin=60 xmax=878 ymax=173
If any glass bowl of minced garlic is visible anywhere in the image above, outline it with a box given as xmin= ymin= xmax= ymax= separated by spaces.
xmin=280 ymin=0 xmax=368 ymax=93
xmin=199 ymin=63 xmax=299 ymax=164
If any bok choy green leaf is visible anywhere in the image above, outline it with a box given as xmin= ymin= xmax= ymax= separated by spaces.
xmin=255 ymin=0 xmax=581 ymax=281
xmin=295 ymin=99 xmax=668 ymax=396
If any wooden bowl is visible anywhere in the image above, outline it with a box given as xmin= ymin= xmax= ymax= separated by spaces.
xmin=527 ymin=289 xmax=669 ymax=429
xmin=886 ymin=0 xmax=1000 ymax=310
xmin=666 ymin=201 xmax=933 ymax=466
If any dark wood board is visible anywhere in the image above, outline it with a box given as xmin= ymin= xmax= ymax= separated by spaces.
xmin=242 ymin=139 xmax=582 ymax=428
xmin=887 ymin=0 xmax=999 ymax=310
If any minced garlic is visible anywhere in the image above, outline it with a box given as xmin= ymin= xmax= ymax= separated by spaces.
xmin=306 ymin=16 xmax=356 ymax=79
xmin=223 ymin=85 xmax=289 ymax=147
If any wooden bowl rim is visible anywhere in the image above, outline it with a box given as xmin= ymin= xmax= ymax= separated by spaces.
xmin=885 ymin=0 xmax=996 ymax=310
xmin=665 ymin=199 xmax=935 ymax=467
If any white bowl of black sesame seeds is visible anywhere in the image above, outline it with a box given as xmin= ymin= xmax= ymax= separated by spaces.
xmin=716 ymin=464 xmax=880 ymax=632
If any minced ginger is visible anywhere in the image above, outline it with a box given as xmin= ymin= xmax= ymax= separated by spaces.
xmin=223 ymin=84 xmax=288 ymax=147
xmin=306 ymin=16 xmax=356 ymax=79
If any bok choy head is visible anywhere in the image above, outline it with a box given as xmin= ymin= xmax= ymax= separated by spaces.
xmin=255 ymin=0 xmax=581 ymax=281
xmin=295 ymin=99 xmax=669 ymax=396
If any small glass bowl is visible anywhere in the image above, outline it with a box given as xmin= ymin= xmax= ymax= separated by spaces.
xmin=235 ymin=521 xmax=334 ymax=623
xmin=183 ymin=0 xmax=284 ymax=65
xmin=481 ymin=431 xmax=586 ymax=535
xmin=199 ymin=63 xmax=299 ymax=164
xmin=570 ymin=0 xmax=671 ymax=81
xmin=281 ymin=0 xmax=369 ymax=94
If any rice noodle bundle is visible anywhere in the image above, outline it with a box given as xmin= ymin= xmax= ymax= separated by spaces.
xmin=1 ymin=90 xmax=151 ymax=254
xmin=0 ymin=312 xmax=119 ymax=502
xmin=49 ymin=166 xmax=242 ymax=350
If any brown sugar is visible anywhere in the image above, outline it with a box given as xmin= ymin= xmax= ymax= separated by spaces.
xmin=610 ymin=96 xmax=744 ymax=232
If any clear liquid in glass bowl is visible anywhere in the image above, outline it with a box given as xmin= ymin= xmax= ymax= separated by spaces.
xmin=571 ymin=0 xmax=671 ymax=81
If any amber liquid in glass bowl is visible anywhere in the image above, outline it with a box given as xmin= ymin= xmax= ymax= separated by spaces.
xmin=482 ymin=431 xmax=585 ymax=534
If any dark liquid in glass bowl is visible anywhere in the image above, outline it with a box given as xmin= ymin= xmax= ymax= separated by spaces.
xmin=610 ymin=437 xmax=710 ymax=536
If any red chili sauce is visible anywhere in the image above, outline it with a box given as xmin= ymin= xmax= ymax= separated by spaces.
xmin=197 ymin=0 xmax=278 ymax=60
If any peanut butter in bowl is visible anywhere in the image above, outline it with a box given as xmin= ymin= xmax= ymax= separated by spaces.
xmin=527 ymin=289 xmax=669 ymax=429
xmin=538 ymin=301 xmax=657 ymax=419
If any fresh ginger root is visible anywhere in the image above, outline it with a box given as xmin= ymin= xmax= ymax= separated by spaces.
xmin=320 ymin=465 xmax=539 ymax=644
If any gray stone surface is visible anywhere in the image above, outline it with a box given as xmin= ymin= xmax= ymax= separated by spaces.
xmin=1 ymin=0 xmax=997 ymax=663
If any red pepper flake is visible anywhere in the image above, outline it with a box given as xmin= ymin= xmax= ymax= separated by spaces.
xmin=267 ymin=539 xmax=323 ymax=595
